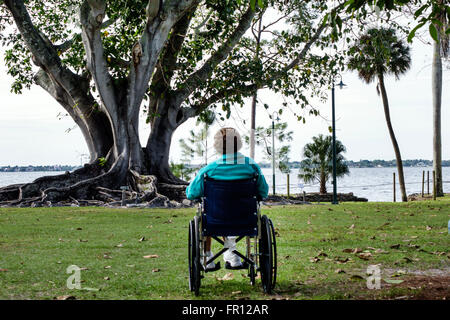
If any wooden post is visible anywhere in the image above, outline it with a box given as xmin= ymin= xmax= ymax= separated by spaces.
xmin=393 ymin=172 xmax=396 ymax=202
xmin=433 ymin=170 xmax=436 ymax=201
xmin=303 ymin=191 xmax=306 ymax=202
xmin=421 ymin=170 xmax=425 ymax=197
xmin=427 ymin=171 xmax=430 ymax=194
xmin=287 ymin=174 xmax=290 ymax=199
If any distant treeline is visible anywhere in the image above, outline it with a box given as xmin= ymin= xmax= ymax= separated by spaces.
xmin=258 ymin=159 xmax=450 ymax=169
xmin=1 ymin=159 xmax=449 ymax=172
xmin=0 ymin=165 xmax=78 ymax=172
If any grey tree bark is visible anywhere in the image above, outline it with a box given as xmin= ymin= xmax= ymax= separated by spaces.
xmin=432 ymin=31 xmax=444 ymax=197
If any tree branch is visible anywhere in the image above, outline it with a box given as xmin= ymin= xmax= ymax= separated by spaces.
xmin=150 ymin=5 xmax=197 ymax=99
xmin=80 ymin=0 xmax=118 ymax=118
xmin=3 ymin=0 xmax=97 ymax=117
xmin=173 ymin=4 xmax=256 ymax=105
xmin=127 ymin=0 xmax=199 ymax=119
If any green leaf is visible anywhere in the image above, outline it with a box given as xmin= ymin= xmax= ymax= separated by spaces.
xmin=414 ymin=4 xmax=429 ymax=18
xmin=384 ymin=279 xmax=404 ymax=284
xmin=257 ymin=0 xmax=264 ymax=8
xmin=407 ymin=22 xmax=425 ymax=42
xmin=250 ymin=0 xmax=256 ymax=11
xmin=429 ymin=23 xmax=438 ymax=42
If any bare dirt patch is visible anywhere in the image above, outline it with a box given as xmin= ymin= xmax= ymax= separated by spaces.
xmin=382 ymin=275 xmax=450 ymax=300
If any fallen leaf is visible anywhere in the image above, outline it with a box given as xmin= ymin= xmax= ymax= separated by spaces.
xmin=349 ymin=224 xmax=355 ymax=230
xmin=310 ymin=257 xmax=320 ymax=263
xmin=143 ymin=254 xmax=159 ymax=259
xmin=231 ymin=291 xmax=242 ymax=295
xmin=103 ymin=254 xmax=112 ymax=259
xmin=104 ymin=277 xmax=110 ymax=280
xmin=402 ymin=257 xmax=413 ymax=263
xmin=152 ymin=268 xmax=160 ymax=273
xmin=335 ymin=257 xmax=349 ymax=264
xmin=104 ymin=266 xmax=111 ymax=269
xmin=138 ymin=237 xmax=146 ymax=242
xmin=350 ymin=275 xmax=364 ymax=281
xmin=115 ymin=244 xmax=123 ymax=248
xmin=335 ymin=269 xmax=346 ymax=274
xmin=392 ymin=270 xmax=406 ymax=277
xmin=0 ymin=269 xmax=8 ymax=272
xmin=358 ymin=252 xmax=372 ymax=260
xmin=352 ymin=248 xmax=363 ymax=254
xmin=426 ymin=225 xmax=432 ymax=231
xmin=218 ymin=273 xmax=234 ymax=281
xmin=384 ymin=279 xmax=404 ymax=284
xmin=78 ymin=239 xmax=88 ymax=242
xmin=76 ymin=227 xmax=82 ymax=230
xmin=55 ymin=295 xmax=76 ymax=300
xmin=342 ymin=248 xmax=353 ymax=253
xmin=390 ymin=244 xmax=401 ymax=249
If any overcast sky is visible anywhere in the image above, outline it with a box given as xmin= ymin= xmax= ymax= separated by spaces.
xmin=0 ymin=35 xmax=448 ymax=166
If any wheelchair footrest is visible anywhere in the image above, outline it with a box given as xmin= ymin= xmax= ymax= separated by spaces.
xmin=204 ymin=262 xmax=221 ymax=273
xmin=225 ymin=261 xmax=249 ymax=270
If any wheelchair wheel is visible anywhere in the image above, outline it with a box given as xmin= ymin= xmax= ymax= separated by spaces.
xmin=259 ymin=215 xmax=277 ymax=294
xmin=188 ymin=218 xmax=201 ymax=295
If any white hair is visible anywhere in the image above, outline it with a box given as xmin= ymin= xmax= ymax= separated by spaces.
xmin=213 ymin=127 xmax=242 ymax=154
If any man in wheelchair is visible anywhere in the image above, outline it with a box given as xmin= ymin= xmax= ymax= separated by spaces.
xmin=186 ymin=128 xmax=276 ymax=295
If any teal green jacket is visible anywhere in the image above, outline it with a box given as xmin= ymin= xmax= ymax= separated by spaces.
xmin=185 ymin=152 xmax=269 ymax=200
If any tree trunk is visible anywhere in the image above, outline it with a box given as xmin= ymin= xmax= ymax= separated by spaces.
xmin=250 ymin=92 xmax=257 ymax=159
xmin=432 ymin=34 xmax=444 ymax=197
xmin=378 ymin=74 xmax=407 ymax=202
xmin=320 ymin=171 xmax=327 ymax=194
xmin=249 ymin=13 xmax=263 ymax=160
xmin=146 ymin=97 xmax=187 ymax=184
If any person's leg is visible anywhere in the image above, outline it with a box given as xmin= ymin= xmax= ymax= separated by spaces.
xmin=223 ymin=236 xmax=243 ymax=268
xmin=203 ymin=237 xmax=216 ymax=270
xmin=205 ymin=237 xmax=212 ymax=252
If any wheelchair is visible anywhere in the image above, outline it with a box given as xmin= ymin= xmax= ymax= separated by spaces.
xmin=188 ymin=175 xmax=277 ymax=296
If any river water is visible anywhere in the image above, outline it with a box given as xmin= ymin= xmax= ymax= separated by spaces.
xmin=0 ymin=167 xmax=448 ymax=202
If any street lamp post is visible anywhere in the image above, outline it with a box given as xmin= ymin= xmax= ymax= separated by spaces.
xmin=272 ymin=111 xmax=279 ymax=195
xmin=331 ymin=76 xmax=346 ymax=205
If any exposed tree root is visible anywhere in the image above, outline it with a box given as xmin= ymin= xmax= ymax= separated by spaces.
xmin=0 ymin=162 xmax=191 ymax=208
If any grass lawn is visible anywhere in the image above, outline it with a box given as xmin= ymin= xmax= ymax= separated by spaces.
xmin=0 ymin=197 xmax=449 ymax=300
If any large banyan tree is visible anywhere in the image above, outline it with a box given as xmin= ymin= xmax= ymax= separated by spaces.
xmin=0 ymin=0 xmax=352 ymax=206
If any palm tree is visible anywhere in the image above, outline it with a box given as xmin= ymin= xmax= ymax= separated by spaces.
xmin=431 ymin=0 xmax=448 ymax=197
xmin=298 ymin=134 xmax=349 ymax=194
xmin=347 ymin=27 xmax=411 ymax=202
